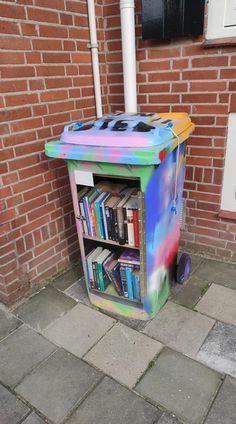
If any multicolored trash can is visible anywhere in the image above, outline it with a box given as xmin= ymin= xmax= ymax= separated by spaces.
xmin=45 ymin=112 xmax=194 ymax=320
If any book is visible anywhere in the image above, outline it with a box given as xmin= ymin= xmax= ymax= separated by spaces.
xmin=87 ymin=188 xmax=102 ymax=236
xmin=125 ymin=266 xmax=134 ymax=300
xmin=124 ymin=195 xmax=138 ymax=246
xmin=119 ymin=265 xmax=128 ymax=297
xmin=104 ymin=259 xmax=123 ymax=296
xmin=132 ymin=269 xmax=141 ymax=301
xmin=133 ymin=209 xmax=139 ymax=247
xmin=79 ymin=199 xmax=88 ymax=235
xmin=109 ymin=196 xmax=122 ymax=241
xmin=77 ymin=187 xmax=88 ymax=235
xmin=118 ymin=249 xmax=140 ymax=266
xmin=94 ymin=249 xmax=111 ymax=291
xmin=116 ymin=188 xmax=137 ymax=245
xmin=86 ymin=247 xmax=103 ymax=288
xmin=94 ymin=192 xmax=108 ymax=239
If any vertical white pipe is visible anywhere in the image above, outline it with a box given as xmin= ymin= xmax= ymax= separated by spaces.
xmin=87 ymin=0 xmax=103 ymax=118
xmin=120 ymin=0 xmax=137 ymax=113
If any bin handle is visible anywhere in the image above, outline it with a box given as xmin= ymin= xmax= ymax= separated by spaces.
xmin=166 ymin=122 xmax=180 ymax=215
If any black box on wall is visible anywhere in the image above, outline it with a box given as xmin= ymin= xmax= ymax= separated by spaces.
xmin=142 ymin=0 xmax=205 ymax=40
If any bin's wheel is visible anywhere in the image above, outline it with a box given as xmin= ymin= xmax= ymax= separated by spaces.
xmin=176 ymin=253 xmax=191 ymax=284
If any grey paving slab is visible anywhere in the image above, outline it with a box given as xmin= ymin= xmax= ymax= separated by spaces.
xmin=106 ymin=310 xmax=148 ymax=331
xmin=158 ymin=413 xmax=181 ymax=424
xmin=44 ymin=303 xmax=115 ymax=358
xmin=13 ymin=286 xmax=76 ymax=331
xmin=197 ymin=321 xmax=236 ymax=378
xmin=85 ymin=322 xmax=163 ymax=388
xmin=0 ymin=325 xmax=56 ymax=388
xmin=204 ymin=376 xmax=236 ymax=424
xmin=0 ymin=308 xmax=22 ymax=341
xmin=0 ymin=383 xmax=30 ymax=424
xmin=52 ymin=262 xmax=83 ymax=291
xmin=195 ymin=284 xmax=236 ymax=326
xmin=67 ymin=376 xmax=161 ymax=424
xmin=22 ymin=412 xmax=46 ymax=424
xmin=64 ymin=277 xmax=90 ymax=306
xmin=193 ymin=259 xmax=236 ymax=289
xmin=136 ymin=348 xmax=222 ymax=424
xmin=16 ymin=349 xmax=102 ymax=424
xmin=171 ymin=276 xmax=210 ymax=309
xmin=144 ymin=301 xmax=215 ymax=357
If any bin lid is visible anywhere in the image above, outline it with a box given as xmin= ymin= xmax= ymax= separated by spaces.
xmin=45 ymin=112 xmax=194 ymax=165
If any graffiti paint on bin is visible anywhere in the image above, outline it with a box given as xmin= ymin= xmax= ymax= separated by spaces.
xmin=144 ymin=143 xmax=185 ymax=317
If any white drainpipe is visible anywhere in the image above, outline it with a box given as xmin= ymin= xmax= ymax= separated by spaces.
xmin=87 ymin=0 xmax=103 ymax=118
xmin=120 ymin=0 xmax=137 ymax=113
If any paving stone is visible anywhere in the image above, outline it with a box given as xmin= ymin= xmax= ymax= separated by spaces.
xmin=144 ymin=301 xmax=215 ymax=357
xmin=157 ymin=412 xmax=181 ymax=424
xmin=13 ymin=286 xmax=76 ymax=331
xmin=0 ymin=325 xmax=56 ymax=388
xmin=171 ymin=276 xmax=210 ymax=309
xmin=106 ymin=310 xmax=148 ymax=331
xmin=52 ymin=263 xmax=83 ymax=291
xmin=64 ymin=277 xmax=90 ymax=306
xmin=193 ymin=259 xmax=236 ymax=290
xmin=0 ymin=309 xmax=22 ymax=341
xmin=204 ymin=376 xmax=236 ymax=424
xmin=0 ymin=383 xmax=30 ymax=424
xmin=136 ymin=348 xmax=222 ymax=424
xmin=67 ymin=376 xmax=161 ymax=424
xmin=44 ymin=303 xmax=115 ymax=358
xmin=16 ymin=349 xmax=102 ymax=424
xmin=22 ymin=412 xmax=46 ymax=424
xmin=85 ymin=322 xmax=163 ymax=388
xmin=197 ymin=321 xmax=236 ymax=378
xmin=195 ymin=284 xmax=236 ymax=326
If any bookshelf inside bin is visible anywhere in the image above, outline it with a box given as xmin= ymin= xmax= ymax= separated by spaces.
xmin=76 ymin=174 xmax=144 ymax=306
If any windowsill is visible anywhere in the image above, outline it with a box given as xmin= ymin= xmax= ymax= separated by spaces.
xmin=203 ymin=36 xmax=236 ymax=47
xmin=218 ymin=210 xmax=236 ymax=221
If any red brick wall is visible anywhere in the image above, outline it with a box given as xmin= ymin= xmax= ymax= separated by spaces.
xmin=104 ymin=0 xmax=236 ymax=262
xmin=1 ymin=0 xmax=236 ymax=304
xmin=0 ymin=0 xmax=108 ymax=303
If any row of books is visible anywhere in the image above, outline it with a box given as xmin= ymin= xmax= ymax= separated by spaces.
xmin=86 ymin=248 xmax=141 ymax=302
xmin=78 ymin=182 xmax=140 ymax=247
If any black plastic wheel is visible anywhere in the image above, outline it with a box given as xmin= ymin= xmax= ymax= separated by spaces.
xmin=176 ymin=253 xmax=191 ymax=284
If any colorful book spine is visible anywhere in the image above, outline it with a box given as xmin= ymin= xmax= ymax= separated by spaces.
xmin=132 ymin=270 xmax=141 ymax=301
xmin=79 ymin=200 xmax=88 ymax=235
xmin=119 ymin=265 xmax=128 ymax=297
xmin=127 ymin=207 xmax=134 ymax=246
xmin=105 ymin=205 xmax=112 ymax=240
xmin=83 ymin=196 xmax=91 ymax=235
xmin=125 ymin=266 xmax=134 ymax=300
xmin=102 ymin=196 xmax=109 ymax=240
xmin=133 ymin=209 xmax=139 ymax=247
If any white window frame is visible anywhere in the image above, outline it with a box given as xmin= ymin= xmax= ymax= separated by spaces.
xmin=206 ymin=0 xmax=236 ymax=43
xmin=221 ymin=113 xmax=236 ymax=214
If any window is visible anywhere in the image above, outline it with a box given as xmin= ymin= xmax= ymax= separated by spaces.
xmin=206 ymin=0 xmax=236 ymax=44
xmin=220 ymin=113 xmax=236 ymax=217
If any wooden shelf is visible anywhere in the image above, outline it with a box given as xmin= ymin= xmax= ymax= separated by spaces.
xmin=89 ymin=284 xmax=142 ymax=307
xmin=83 ymin=234 xmax=140 ymax=250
